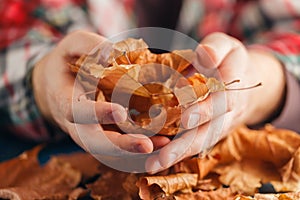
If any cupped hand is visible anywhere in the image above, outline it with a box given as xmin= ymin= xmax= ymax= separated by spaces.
xmin=146 ymin=32 xmax=286 ymax=173
xmin=32 ymin=30 xmax=169 ymax=157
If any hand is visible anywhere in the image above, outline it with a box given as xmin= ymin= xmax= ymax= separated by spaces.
xmin=146 ymin=32 xmax=286 ymax=173
xmin=32 ymin=31 xmax=165 ymax=157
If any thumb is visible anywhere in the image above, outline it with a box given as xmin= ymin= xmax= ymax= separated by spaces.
xmin=57 ymin=30 xmax=111 ymax=58
xmin=194 ymin=32 xmax=241 ymax=69
xmin=72 ymin=99 xmax=128 ymax=124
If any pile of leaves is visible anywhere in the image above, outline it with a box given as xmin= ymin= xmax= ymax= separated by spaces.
xmin=70 ymin=38 xmax=238 ymax=136
xmin=0 ymin=125 xmax=299 ymax=199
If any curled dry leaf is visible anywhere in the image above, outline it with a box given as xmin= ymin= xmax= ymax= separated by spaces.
xmin=70 ymin=38 xmax=244 ymax=136
xmin=137 ymin=173 xmax=198 ymax=200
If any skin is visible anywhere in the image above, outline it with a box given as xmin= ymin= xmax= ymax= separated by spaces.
xmin=33 ymin=31 xmax=285 ymax=173
xmin=145 ymin=32 xmax=286 ymax=173
xmin=33 ymin=30 xmax=170 ymax=155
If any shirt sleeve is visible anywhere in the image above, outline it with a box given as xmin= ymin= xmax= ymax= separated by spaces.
xmin=0 ymin=40 xmax=65 ymax=142
xmin=251 ymin=32 xmax=300 ymax=133
xmin=272 ymin=70 xmax=300 ymax=133
xmin=0 ymin=1 xmax=93 ymax=141
xmin=265 ymin=33 xmax=300 ymax=132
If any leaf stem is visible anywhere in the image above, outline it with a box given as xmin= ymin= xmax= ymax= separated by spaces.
xmin=225 ymin=82 xmax=262 ymax=91
xmin=224 ymin=79 xmax=240 ymax=86
xmin=123 ymin=51 xmax=132 ymax=64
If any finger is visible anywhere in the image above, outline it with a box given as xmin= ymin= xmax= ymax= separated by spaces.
xmin=52 ymin=74 xmax=127 ymax=125
xmin=57 ymin=30 xmax=110 ymax=57
xmin=146 ymin=114 xmax=228 ymax=171
xmin=106 ymin=132 xmax=154 ymax=153
xmin=158 ymin=127 xmax=209 ymax=168
xmin=181 ymin=91 xmax=228 ymax=129
xmin=145 ymin=154 xmax=166 ymax=174
xmin=150 ymin=135 xmax=171 ymax=151
xmin=72 ymin=99 xmax=127 ymax=124
xmin=67 ymin=122 xmax=153 ymax=154
xmin=145 ymin=127 xmax=207 ymax=173
xmin=194 ymin=32 xmax=242 ymax=69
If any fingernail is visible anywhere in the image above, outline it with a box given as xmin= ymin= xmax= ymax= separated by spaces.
xmin=187 ymin=113 xmax=200 ymax=129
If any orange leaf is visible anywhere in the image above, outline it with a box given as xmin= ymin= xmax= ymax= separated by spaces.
xmin=137 ymin=173 xmax=198 ymax=200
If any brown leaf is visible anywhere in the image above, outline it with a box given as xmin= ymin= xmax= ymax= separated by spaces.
xmin=175 ymin=187 xmax=238 ymax=200
xmin=236 ymin=191 xmax=300 ymax=200
xmin=253 ymin=192 xmax=300 ymax=200
xmin=0 ymin=146 xmax=42 ymax=188
xmin=53 ymin=152 xmax=102 ymax=183
xmin=174 ymin=156 xmax=220 ymax=180
xmin=214 ymin=159 xmax=279 ymax=195
xmin=0 ymin=147 xmax=82 ymax=200
xmin=86 ymin=170 xmax=139 ymax=200
xmin=137 ymin=173 xmax=198 ymax=200
xmin=271 ymin=146 xmax=300 ymax=192
xmin=109 ymin=38 xmax=149 ymax=64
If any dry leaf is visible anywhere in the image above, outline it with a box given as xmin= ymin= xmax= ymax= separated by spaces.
xmin=174 ymin=155 xmax=220 ymax=180
xmin=86 ymin=169 xmax=140 ymax=200
xmin=53 ymin=152 xmax=102 ymax=183
xmin=235 ymin=191 xmax=300 ymax=200
xmin=271 ymin=146 xmax=300 ymax=192
xmin=137 ymin=173 xmax=198 ymax=200
xmin=0 ymin=146 xmax=82 ymax=200
xmin=175 ymin=187 xmax=238 ymax=200
xmin=0 ymin=146 xmax=42 ymax=188
xmin=108 ymin=38 xmax=149 ymax=64
xmin=214 ymin=159 xmax=278 ymax=195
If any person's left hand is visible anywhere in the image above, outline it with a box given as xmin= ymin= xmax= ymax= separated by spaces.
xmin=145 ymin=32 xmax=286 ymax=173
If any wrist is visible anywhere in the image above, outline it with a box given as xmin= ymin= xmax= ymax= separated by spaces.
xmin=32 ymin=56 xmax=55 ymax=125
xmin=245 ymin=48 xmax=286 ymax=125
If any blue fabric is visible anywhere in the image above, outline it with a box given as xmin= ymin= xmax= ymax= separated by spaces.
xmin=0 ymin=132 xmax=83 ymax=164
xmin=0 ymin=133 xmax=36 ymax=162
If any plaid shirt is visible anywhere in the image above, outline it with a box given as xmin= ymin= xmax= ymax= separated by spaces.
xmin=1 ymin=0 xmax=300 ymax=141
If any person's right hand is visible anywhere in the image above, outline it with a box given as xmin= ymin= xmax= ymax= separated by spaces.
xmin=145 ymin=32 xmax=286 ymax=173
xmin=32 ymin=31 xmax=170 ymax=158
